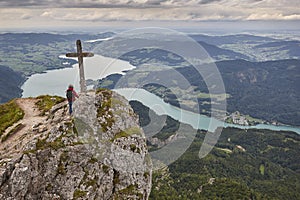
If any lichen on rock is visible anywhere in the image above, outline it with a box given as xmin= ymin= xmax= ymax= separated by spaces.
xmin=0 ymin=89 xmax=152 ymax=200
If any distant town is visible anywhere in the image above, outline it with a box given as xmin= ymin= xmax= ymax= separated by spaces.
xmin=225 ymin=111 xmax=280 ymax=126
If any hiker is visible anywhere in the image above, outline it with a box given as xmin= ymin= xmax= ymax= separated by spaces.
xmin=66 ymin=84 xmax=79 ymax=115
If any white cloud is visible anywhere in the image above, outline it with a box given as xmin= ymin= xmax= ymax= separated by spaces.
xmin=247 ymin=13 xmax=300 ymax=20
xmin=41 ymin=11 xmax=53 ymax=17
xmin=0 ymin=9 xmax=33 ymax=20
xmin=36 ymin=7 xmax=243 ymax=22
xmin=21 ymin=14 xmax=32 ymax=20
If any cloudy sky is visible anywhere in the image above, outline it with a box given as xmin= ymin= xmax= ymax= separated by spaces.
xmin=0 ymin=0 xmax=300 ymax=32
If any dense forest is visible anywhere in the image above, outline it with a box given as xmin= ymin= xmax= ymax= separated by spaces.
xmin=0 ymin=65 xmax=25 ymax=103
xmin=130 ymin=101 xmax=300 ymax=199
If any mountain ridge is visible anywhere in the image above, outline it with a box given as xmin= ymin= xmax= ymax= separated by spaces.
xmin=0 ymin=90 xmax=152 ymax=199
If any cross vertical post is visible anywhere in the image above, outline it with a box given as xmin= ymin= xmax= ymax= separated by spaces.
xmin=66 ymin=40 xmax=94 ymax=93
xmin=77 ymin=40 xmax=86 ymax=93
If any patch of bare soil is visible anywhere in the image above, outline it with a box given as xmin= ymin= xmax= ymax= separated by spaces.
xmin=0 ymin=98 xmax=48 ymax=159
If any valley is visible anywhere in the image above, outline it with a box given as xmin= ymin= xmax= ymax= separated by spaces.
xmin=0 ymin=31 xmax=299 ymax=199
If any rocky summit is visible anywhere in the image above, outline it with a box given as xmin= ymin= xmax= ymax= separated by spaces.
xmin=0 ymin=89 xmax=152 ymax=200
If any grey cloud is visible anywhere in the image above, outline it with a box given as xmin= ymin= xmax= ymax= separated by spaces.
xmin=145 ymin=0 xmax=165 ymax=6
xmin=1 ymin=0 xmax=299 ymax=22
xmin=199 ymin=0 xmax=223 ymax=4
xmin=0 ymin=0 xmax=53 ymax=7
xmin=0 ymin=0 xmax=227 ymax=8
xmin=0 ymin=0 xmax=150 ymax=8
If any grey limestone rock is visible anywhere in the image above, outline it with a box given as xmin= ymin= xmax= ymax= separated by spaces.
xmin=0 ymin=89 xmax=152 ymax=200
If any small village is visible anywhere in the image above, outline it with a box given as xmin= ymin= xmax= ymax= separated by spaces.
xmin=225 ymin=111 xmax=283 ymax=126
xmin=225 ymin=111 xmax=262 ymax=126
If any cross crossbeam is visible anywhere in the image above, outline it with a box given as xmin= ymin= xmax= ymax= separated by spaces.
xmin=66 ymin=40 xmax=94 ymax=93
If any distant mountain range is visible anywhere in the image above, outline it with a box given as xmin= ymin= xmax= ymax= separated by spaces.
xmin=190 ymin=34 xmax=277 ymax=46
xmin=0 ymin=32 xmax=114 ymax=46
xmin=118 ymin=41 xmax=250 ymax=67
xmin=94 ymin=33 xmax=300 ymax=62
xmin=190 ymin=34 xmax=300 ymax=61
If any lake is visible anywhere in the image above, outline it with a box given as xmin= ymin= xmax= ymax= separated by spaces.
xmin=21 ymin=54 xmax=135 ymax=97
xmin=115 ymin=88 xmax=300 ymax=134
xmin=21 ymin=55 xmax=300 ymax=135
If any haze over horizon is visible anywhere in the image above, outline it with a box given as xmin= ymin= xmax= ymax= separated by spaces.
xmin=0 ymin=0 xmax=300 ymax=34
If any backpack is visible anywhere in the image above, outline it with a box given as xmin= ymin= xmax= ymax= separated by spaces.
xmin=66 ymin=90 xmax=73 ymax=101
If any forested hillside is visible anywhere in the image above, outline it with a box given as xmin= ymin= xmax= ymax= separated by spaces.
xmin=130 ymin=101 xmax=300 ymax=200
xmin=0 ymin=65 xmax=25 ymax=103
xmin=177 ymin=59 xmax=300 ymax=126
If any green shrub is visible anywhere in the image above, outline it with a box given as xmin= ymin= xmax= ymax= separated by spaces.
xmin=73 ymin=189 xmax=87 ymax=199
xmin=0 ymin=100 xmax=24 ymax=137
xmin=35 ymin=95 xmax=65 ymax=115
xmin=1 ymin=123 xmax=24 ymax=142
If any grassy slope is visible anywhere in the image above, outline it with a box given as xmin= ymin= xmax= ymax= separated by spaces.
xmin=0 ymin=99 xmax=24 ymax=137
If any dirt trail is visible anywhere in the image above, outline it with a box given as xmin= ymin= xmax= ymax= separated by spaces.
xmin=0 ymin=98 xmax=47 ymax=159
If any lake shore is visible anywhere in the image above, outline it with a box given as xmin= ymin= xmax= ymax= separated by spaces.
xmin=20 ymin=54 xmax=300 ymax=135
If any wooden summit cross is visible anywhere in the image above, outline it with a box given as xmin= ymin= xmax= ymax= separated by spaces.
xmin=66 ymin=40 xmax=94 ymax=93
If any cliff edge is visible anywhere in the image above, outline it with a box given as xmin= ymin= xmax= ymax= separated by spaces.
xmin=0 ymin=89 xmax=152 ymax=199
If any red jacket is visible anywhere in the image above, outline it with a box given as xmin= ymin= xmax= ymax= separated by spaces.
xmin=66 ymin=87 xmax=79 ymax=102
